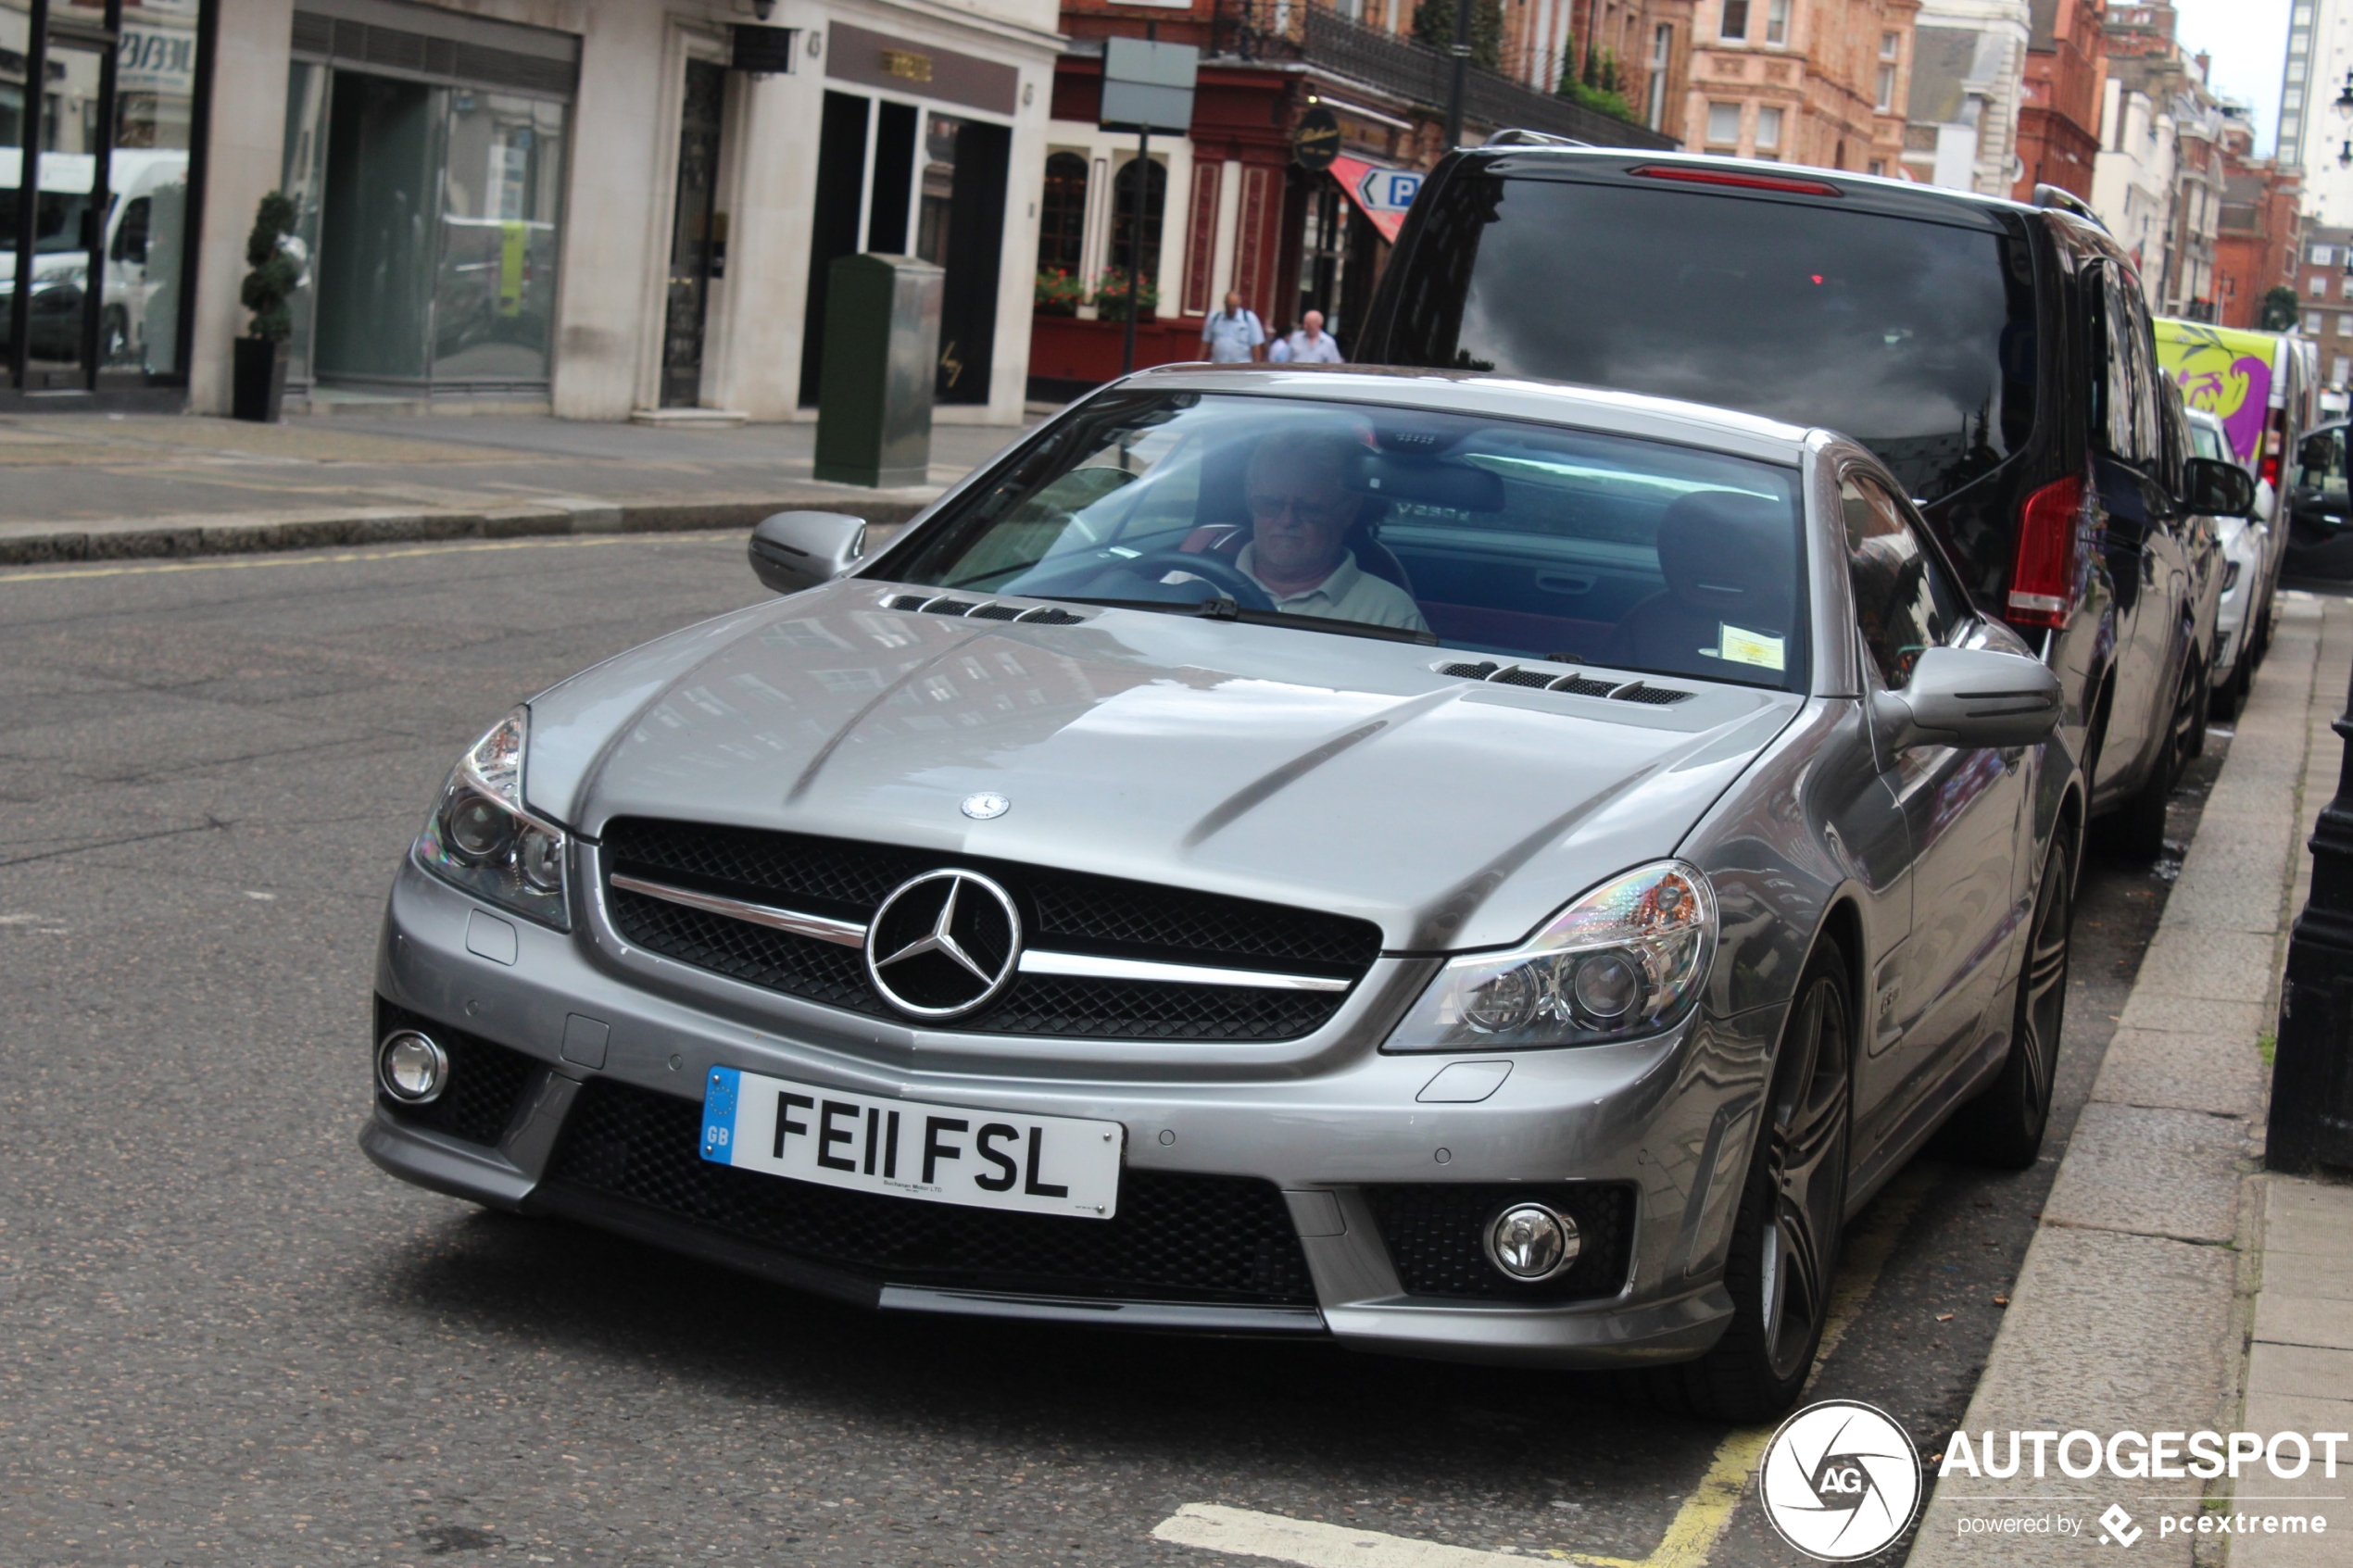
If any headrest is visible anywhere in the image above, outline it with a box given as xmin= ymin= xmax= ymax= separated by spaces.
xmin=1655 ymin=491 xmax=1795 ymax=628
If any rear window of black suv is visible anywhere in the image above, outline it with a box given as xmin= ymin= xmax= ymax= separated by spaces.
xmin=1376 ymin=173 xmax=2039 ymax=508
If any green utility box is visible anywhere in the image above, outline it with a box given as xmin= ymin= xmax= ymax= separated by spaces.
xmin=813 ymin=253 xmax=943 ymax=488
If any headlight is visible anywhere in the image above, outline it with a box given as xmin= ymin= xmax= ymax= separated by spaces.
xmin=1385 ymin=861 xmax=1715 ymax=1052
xmin=414 ymin=709 xmax=570 ymax=929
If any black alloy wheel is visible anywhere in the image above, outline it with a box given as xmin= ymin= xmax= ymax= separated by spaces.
xmin=1941 ymin=820 xmax=2075 ymax=1169
xmin=1626 ymin=935 xmax=1852 ymax=1424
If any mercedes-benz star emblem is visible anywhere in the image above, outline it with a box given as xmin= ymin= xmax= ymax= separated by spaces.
xmin=864 ymin=869 xmax=1023 ymax=1020
xmin=961 ymin=792 xmax=1010 ymax=821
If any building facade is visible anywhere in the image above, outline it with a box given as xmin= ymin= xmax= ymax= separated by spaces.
xmin=1024 ymin=0 xmax=1673 ymax=396
xmin=2213 ymin=115 xmax=2306 ymax=332
xmin=2092 ymin=71 xmax=2175 ymax=291
xmin=2010 ymin=0 xmax=2102 ymax=201
xmin=2101 ymin=3 xmax=2222 ymax=320
xmin=2296 ymin=224 xmax=2353 ymax=390
xmin=6 ymin=0 xmax=1065 ymax=420
xmin=2279 ymin=0 xmax=2353 ymax=229
xmin=1900 ymin=0 xmax=2029 ymax=195
xmin=1680 ymin=0 xmax=1919 ymax=172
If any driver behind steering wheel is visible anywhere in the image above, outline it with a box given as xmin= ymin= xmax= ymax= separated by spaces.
xmin=1229 ymin=433 xmax=1428 ymax=632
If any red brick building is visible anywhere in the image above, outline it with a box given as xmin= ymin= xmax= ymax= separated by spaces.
xmin=2011 ymin=0 xmax=2106 ymax=203
xmin=2212 ymin=119 xmax=2305 ymax=332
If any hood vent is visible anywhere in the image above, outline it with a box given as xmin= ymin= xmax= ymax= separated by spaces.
xmin=879 ymin=592 xmax=1092 ymax=625
xmin=1435 ymin=659 xmax=1692 ymax=707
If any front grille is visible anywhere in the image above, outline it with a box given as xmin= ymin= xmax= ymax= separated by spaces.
xmin=600 ymin=818 xmax=1381 ymax=1040
xmin=546 ymin=1078 xmax=1318 ymax=1306
xmin=373 ymin=998 xmax=539 ymax=1148
xmin=1365 ymin=1182 xmax=1637 ymax=1302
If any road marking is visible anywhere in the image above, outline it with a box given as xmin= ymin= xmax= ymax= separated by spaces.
xmin=1152 ymin=1165 xmax=1940 ymax=1568
xmin=0 ymin=531 xmax=737 ymax=583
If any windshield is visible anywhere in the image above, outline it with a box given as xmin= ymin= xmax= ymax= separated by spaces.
xmin=884 ymin=392 xmax=1810 ymax=693
xmin=2189 ymin=420 xmax=2227 ymax=462
xmin=1378 ymin=176 xmax=2038 ymax=506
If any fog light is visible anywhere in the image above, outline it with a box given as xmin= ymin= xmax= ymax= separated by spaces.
xmin=1484 ymin=1202 xmax=1580 ymax=1282
xmin=378 ymin=1030 xmax=448 ymax=1103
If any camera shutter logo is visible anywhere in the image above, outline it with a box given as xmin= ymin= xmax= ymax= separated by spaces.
xmin=1758 ymin=1399 xmax=1923 ymax=1562
xmin=864 ymin=870 xmax=1023 ymax=1021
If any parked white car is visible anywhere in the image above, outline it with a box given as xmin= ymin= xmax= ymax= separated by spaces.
xmin=2188 ymin=405 xmax=2272 ymax=721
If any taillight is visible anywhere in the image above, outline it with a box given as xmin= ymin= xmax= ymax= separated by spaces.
xmin=2260 ymin=408 xmax=2285 ymax=489
xmin=2007 ymin=474 xmax=2088 ymax=629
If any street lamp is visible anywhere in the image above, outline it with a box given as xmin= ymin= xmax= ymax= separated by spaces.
xmin=2271 ymin=644 xmax=2353 ymax=1173
xmin=2335 ymin=69 xmax=2353 ymax=111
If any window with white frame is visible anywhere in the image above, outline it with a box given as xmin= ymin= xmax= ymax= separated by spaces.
xmin=2316 ymin=245 xmax=2337 ymax=266
xmin=1647 ymin=25 xmax=1673 ymax=130
xmin=1755 ymin=106 xmax=1783 ymax=153
xmin=2312 ymin=274 xmax=2329 ymax=296
xmin=2338 ymin=313 xmax=2353 ymax=337
xmin=2335 ymin=353 xmax=2349 ymax=385
xmin=1766 ymin=0 xmax=1788 ymax=44
xmin=1720 ymin=1 xmax=1750 ymax=42
xmin=1706 ymin=101 xmax=1742 ymax=146
xmin=1876 ymin=63 xmax=1895 ymax=112
xmin=1881 ymin=31 xmax=1899 ymax=60
xmin=2309 ymin=311 xmax=2326 ymax=334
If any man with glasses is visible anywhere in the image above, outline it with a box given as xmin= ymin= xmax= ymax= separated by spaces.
xmin=1231 ymin=434 xmax=1427 ymax=632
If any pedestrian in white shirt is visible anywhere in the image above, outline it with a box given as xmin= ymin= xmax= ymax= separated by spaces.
xmin=1277 ymin=310 xmax=1345 ymax=365
xmin=1199 ymin=292 xmax=1266 ymax=364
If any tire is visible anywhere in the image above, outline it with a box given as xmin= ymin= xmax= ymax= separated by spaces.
xmin=1936 ymin=819 xmax=2075 ymax=1170
xmin=1625 ymin=935 xmax=1852 ymax=1424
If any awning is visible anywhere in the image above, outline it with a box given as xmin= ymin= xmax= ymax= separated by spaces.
xmin=1328 ymin=155 xmax=1426 ymax=245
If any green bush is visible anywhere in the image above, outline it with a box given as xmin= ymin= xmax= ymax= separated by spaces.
xmin=1411 ymin=0 xmax=1504 ymax=72
xmin=239 ymin=192 xmax=301 ymax=343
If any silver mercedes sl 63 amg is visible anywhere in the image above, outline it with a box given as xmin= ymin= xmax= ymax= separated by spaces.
xmin=365 ymin=367 xmax=2075 ymax=1422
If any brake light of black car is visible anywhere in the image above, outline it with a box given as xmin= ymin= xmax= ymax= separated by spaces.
xmin=1625 ymin=165 xmax=1844 ymax=197
xmin=2007 ymin=474 xmax=2088 ymax=629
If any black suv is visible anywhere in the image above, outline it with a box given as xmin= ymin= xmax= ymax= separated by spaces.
xmin=1357 ymin=148 xmax=2227 ymax=852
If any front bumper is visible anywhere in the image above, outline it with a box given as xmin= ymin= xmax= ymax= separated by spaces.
xmin=366 ymin=856 xmax=1777 ymax=1368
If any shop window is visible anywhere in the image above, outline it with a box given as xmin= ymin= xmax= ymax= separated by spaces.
xmin=1038 ymin=151 xmax=1088 ymax=274
xmin=1109 ymin=154 xmax=1165 ymax=294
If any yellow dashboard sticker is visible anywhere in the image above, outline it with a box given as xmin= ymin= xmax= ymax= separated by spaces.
xmin=1718 ymin=623 xmax=1786 ymax=671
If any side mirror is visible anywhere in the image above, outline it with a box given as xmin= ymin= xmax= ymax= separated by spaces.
xmin=2181 ymin=457 xmax=2259 ymax=520
xmin=1873 ymin=646 xmax=2062 ymax=751
xmin=749 ymin=510 xmax=868 ymax=595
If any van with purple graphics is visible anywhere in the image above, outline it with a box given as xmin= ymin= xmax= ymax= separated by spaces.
xmin=2155 ymin=320 xmax=2312 ymax=718
xmin=1357 ymin=148 xmax=2235 ymax=857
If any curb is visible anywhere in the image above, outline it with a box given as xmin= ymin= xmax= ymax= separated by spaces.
xmin=1903 ymin=596 xmax=2335 ymax=1565
xmin=0 ymin=489 xmax=943 ymax=568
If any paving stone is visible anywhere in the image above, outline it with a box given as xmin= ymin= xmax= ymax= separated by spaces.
xmin=2041 ymin=1102 xmax=2247 ymax=1243
xmin=2130 ymin=928 xmax=2282 ymax=1005
xmin=2247 ymin=1342 xmax=2353 ymax=1401
xmin=2091 ymin=1026 xmax=2268 ymax=1116
xmin=2253 ymin=1292 xmax=2353 ymax=1353
xmin=1909 ymin=1227 xmax=2234 ymax=1568
xmin=2115 ymin=994 xmax=2271 ymax=1040
xmin=2264 ymin=1248 xmax=2353 ymax=1302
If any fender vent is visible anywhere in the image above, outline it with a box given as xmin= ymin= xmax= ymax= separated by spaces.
xmin=1434 ymin=660 xmax=1693 ymax=706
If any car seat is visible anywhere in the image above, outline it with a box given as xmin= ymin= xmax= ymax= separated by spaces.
xmin=1602 ymin=491 xmax=1795 ymax=680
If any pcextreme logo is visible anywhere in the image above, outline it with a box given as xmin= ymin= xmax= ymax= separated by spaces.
xmin=1759 ymin=1399 xmax=1924 ymax=1562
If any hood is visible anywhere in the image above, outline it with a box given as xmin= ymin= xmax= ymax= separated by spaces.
xmin=529 ymin=581 xmax=1800 ymax=951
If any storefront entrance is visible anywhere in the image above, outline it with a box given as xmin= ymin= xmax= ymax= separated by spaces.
xmin=799 ymin=24 xmax=1014 ymax=408
xmin=281 ymin=0 xmax=575 ymax=399
xmin=4 ymin=0 xmax=204 ymax=404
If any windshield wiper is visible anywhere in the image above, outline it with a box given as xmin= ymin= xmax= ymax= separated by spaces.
xmin=1053 ymin=595 xmax=1438 ymax=646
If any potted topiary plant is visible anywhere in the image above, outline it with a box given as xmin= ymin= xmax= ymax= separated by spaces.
xmin=233 ymin=192 xmax=300 ymax=422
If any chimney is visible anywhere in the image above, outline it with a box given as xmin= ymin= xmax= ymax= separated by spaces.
xmin=2196 ymin=51 xmax=2211 ymax=84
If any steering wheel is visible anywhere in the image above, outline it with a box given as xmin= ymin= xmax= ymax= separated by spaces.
xmin=1113 ymin=549 xmax=1277 ymax=612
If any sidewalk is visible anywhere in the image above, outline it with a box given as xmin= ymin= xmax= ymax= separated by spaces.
xmin=0 ymin=410 xmax=1033 ymax=565
xmin=1908 ymin=591 xmax=2353 ymax=1566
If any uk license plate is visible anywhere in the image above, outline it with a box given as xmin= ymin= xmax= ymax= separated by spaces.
xmin=698 ymin=1066 xmax=1125 ymax=1219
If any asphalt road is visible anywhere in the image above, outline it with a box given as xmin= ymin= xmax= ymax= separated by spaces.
xmin=0 ymin=533 xmax=2223 ymax=1568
